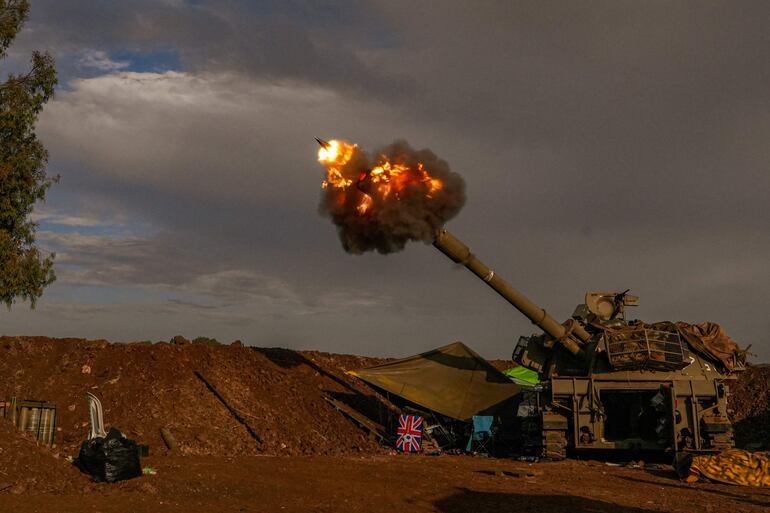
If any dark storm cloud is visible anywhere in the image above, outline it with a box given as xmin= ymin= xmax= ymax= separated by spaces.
xmin=2 ymin=1 xmax=768 ymax=360
xmin=363 ymin=1 xmax=770 ymax=222
xmin=17 ymin=0 xmax=412 ymax=96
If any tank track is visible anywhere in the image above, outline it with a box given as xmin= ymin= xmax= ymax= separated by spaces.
xmin=543 ymin=430 xmax=567 ymax=460
xmin=709 ymin=431 xmax=734 ymax=452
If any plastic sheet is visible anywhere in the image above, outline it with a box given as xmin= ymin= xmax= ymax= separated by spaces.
xmin=74 ymin=428 xmax=142 ymax=483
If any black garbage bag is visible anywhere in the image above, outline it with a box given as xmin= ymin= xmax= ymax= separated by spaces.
xmin=74 ymin=428 xmax=142 ymax=483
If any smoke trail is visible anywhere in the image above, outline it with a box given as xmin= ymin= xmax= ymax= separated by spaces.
xmin=318 ymin=139 xmax=465 ymax=254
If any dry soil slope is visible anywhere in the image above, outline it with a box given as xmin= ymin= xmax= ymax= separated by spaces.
xmin=0 ymin=337 xmax=390 ymax=458
xmin=0 ymin=419 xmax=85 ymax=494
xmin=730 ymin=364 xmax=770 ymax=448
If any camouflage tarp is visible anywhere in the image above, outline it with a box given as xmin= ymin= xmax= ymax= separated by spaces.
xmin=688 ymin=449 xmax=770 ymax=487
xmin=348 ymin=342 xmax=520 ymax=421
xmin=676 ymin=322 xmax=745 ymax=372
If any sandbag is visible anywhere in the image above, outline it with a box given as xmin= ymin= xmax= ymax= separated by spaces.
xmin=74 ymin=428 xmax=142 ymax=483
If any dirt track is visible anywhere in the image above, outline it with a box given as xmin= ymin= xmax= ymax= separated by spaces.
xmin=1 ymin=454 xmax=770 ymax=513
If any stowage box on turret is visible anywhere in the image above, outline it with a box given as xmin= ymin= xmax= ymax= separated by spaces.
xmin=433 ymin=229 xmax=746 ymax=459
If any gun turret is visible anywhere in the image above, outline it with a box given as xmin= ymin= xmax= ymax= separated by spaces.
xmin=433 ymin=229 xmax=589 ymax=356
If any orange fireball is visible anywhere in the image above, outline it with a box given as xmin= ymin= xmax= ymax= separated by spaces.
xmin=318 ymin=139 xmax=357 ymax=190
xmin=317 ymin=138 xmax=445 ymax=216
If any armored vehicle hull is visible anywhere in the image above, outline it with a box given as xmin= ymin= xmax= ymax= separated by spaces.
xmin=433 ymin=229 xmax=744 ymax=459
xmin=515 ymin=358 xmax=736 ymax=459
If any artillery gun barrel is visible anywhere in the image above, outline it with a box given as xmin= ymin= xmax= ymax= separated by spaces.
xmin=433 ymin=229 xmax=589 ymax=355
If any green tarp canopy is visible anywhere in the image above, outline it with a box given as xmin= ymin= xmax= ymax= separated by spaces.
xmin=348 ymin=341 xmax=521 ymax=422
xmin=503 ymin=366 xmax=540 ymax=386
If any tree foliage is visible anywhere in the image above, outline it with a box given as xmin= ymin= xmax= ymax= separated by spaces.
xmin=0 ymin=0 xmax=57 ymax=307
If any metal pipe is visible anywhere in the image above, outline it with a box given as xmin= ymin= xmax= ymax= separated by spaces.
xmin=433 ymin=229 xmax=589 ymax=355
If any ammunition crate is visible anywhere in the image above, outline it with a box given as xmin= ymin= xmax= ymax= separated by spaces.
xmin=2 ymin=398 xmax=57 ymax=446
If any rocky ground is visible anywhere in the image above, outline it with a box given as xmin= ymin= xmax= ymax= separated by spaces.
xmin=0 ymin=336 xmax=768 ymax=511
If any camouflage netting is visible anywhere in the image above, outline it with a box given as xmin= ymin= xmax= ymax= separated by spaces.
xmin=602 ymin=320 xmax=746 ymax=373
xmin=676 ymin=322 xmax=746 ymax=372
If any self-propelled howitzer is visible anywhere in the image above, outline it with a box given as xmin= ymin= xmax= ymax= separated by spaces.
xmin=432 ymin=228 xmax=745 ymax=459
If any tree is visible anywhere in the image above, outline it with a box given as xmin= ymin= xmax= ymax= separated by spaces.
xmin=0 ymin=0 xmax=57 ymax=307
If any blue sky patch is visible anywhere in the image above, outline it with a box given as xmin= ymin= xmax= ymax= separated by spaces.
xmin=109 ymin=48 xmax=182 ymax=73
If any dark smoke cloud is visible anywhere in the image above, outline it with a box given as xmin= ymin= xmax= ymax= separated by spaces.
xmin=320 ymin=140 xmax=465 ymax=254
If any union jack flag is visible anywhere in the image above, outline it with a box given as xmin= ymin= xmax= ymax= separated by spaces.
xmin=396 ymin=414 xmax=423 ymax=453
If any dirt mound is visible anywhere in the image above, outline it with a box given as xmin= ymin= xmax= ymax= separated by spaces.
xmin=730 ymin=364 xmax=770 ymax=448
xmin=0 ymin=419 xmax=85 ymax=494
xmin=3 ymin=335 xmax=766 ymax=465
xmin=0 ymin=337 xmax=392 ymax=459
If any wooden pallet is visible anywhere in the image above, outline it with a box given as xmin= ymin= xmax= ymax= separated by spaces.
xmin=322 ymin=394 xmax=389 ymax=443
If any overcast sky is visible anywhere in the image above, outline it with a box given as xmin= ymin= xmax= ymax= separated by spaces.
xmin=2 ymin=1 xmax=768 ymax=361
